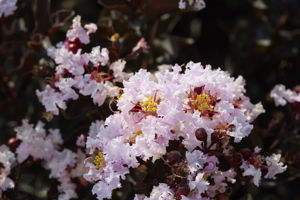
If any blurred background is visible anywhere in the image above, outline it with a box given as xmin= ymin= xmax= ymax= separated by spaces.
xmin=0 ymin=0 xmax=299 ymax=199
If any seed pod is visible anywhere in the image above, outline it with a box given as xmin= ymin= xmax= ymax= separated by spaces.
xmin=195 ymin=128 xmax=207 ymax=141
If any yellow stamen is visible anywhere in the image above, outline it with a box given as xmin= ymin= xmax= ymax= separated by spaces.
xmin=110 ymin=33 xmax=120 ymax=42
xmin=190 ymin=93 xmax=215 ymax=113
xmin=140 ymin=96 xmax=157 ymax=113
xmin=129 ymin=130 xmax=143 ymax=143
xmin=93 ymin=152 xmax=106 ymax=170
xmin=118 ymin=93 xmax=124 ymax=100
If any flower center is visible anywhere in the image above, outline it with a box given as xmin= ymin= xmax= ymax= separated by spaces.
xmin=93 ymin=152 xmax=106 ymax=170
xmin=191 ymin=93 xmax=213 ymax=113
xmin=140 ymin=96 xmax=157 ymax=113
xmin=130 ymin=93 xmax=160 ymax=118
xmin=187 ymin=86 xmax=217 ymax=116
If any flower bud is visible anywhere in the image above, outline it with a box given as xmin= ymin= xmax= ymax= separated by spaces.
xmin=7 ymin=137 xmax=20 ymax=152
xmin=211 ymin=131 xmax=219 ymax=143
xmin=166 ymin=150 xmax=182 ymax=164
xmin=68 ymin=38 xmax=83 ymax=54
xmin=195 ymin=128 xmax=207 ymax=141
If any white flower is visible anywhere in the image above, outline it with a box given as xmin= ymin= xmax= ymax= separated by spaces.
xmin=178 ymin=0 xmax=186 ymax=9
xmin=186 ymin=150 xmax=206 ymax=174
xmin=89 ymin=46 xmax=109 ymax=66
xmin=240 ymin=160 xmax=262 ymax=186
xmin=67 ymin=15 xmax=90 ymax=44
xmin=0 ymin=145 xmax=16 ymax=195
xmin=0 ymin=0 xmax=18 ymax=18
xmin=84 ymin=23 xmax=97 ymax=35
xmin=76 ymin=134 xmax=86 ymax=147
xmin=0 ymin=145 xmax=15 ymax=170
xmin=36 ymin=85 xmax=67 ymax=115
xmin=188 ymin=172 xmax=209 ymax=197
xmin=264 ymin=154 xmax=287 ymax=179
xmin=109 ymin=60 xmax=132 ymax=82
xmin=15 ymin=120 xmax=56 ymax=162
xmin=144 ymin=183 xmax=174 ymax=200
xmin=194 ymin=0 xmax=206 ymax=11
xmin=270 ymin=84 xmax=300 ymax=106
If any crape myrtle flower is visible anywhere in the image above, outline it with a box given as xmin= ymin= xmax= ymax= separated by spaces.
xmin=240 ymin=149 xmax=286 ymax=186
xmin=134 ymin=183 xmax=175 ymax=200
xmin=0 ymin=0 xmax=18 ymax=18
xmin=13 ymin=120 xmax=87 ymax=200
xmin=178 ymin=0 xmax=205 ymax=11
xmin=270 ymin=84 xmax=300 ymax=106
xmin=0 ymin=145 xmax=16 ymax=196
xmin=264 ymin=154 xmax=287 ymax=179
xmin=36 ymin=15 xmax=131 ymax=116
xmin=84 ymin=62 xmax=280 ymax=200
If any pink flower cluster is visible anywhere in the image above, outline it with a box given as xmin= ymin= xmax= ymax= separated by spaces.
xmin=84 ymin=62 xmax=286 ymax=199
xmin=11 ymin=120 xmax=86 ymax=200
xmin=0 ymin=0 xmax=18 ymax=18
xmin=36 ymin=16 xmax=129 ymax=115
xmin=0 ymin=145 xmax=15 ymax=196
xmin=270 ymin=84 xmax=300 ymax=106
xmin=178 ymin=0 xmax=206 ymax=11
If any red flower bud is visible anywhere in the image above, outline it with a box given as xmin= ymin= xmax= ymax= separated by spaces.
xmin=195 ymin=128 xmax=207 ymax=141
xmin=7 ymin=137 xmax=20 ymax=152
xmin=166 ymin=150 xmax=182 ymax=164
xmin=211 ymin=131 xmax=219 ymax=143
xmin=67 ymin=38 xmax=84 ymax=54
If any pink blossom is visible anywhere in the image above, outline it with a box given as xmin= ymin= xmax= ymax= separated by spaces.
xmin=0 ymin=0 xmax=18 ymax=18
xmin=84 ymin=23 xmax=97 ymax=35
xmin=0 ymin=145 xmax=16 ymax=195
xmin=109 ymin=60 xmax=132 ymax=82
xmin=270 ymin=84 xmax=300 ymax=106
xmin=15 ymin=120 xmax=56 ymax=162
xmin=194 ymin=0 xmax=206 ymax=10
xmin=76 ymin=134 xmax=86 ymax=147
xmin=178 ymin=0 xmax=186 ymax=9
xmin=132 ymin=38 xmax=149 ymax=53
xmin=89 ymin=46 xmax=109 ymax=66
xmin=144 ymin=183 xmax=175 ymax=200
xmin=240 ymin=160 xmax=262 ymax=186
xmin=67 ymin=16 xmax=90 ymax=44
xmin=36 ymin=85 xmax=67 ymax=115
xmin=187 ymin=172 xmax=209 ymax=198
xmin=264 ymin=154 xmax=287 ymax=179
